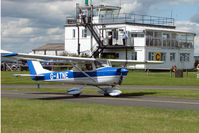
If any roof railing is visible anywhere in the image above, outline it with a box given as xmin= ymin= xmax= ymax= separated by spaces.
xmin=66 ymin=13 xmax=175 ymax=27
xmin=94 ymin=13 xmax=174 ymax=26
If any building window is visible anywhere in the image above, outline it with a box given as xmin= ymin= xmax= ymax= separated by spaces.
xmin=163 ymin=33 xmax=170 ymax=48
xmin=113 ymin=30 xmax=118 ymax=40
xmin=82 ymin=29 xmax=87 ymax=38
xmin=149 ymin=52 xmax=166 ymax=61
xmin=161 ymin=53 xmax=166 ymax=61
xmin=146 ymin=30 xmax=195 ymax=49
xmin=101 ymin=53 xmax=119 ymax=59
xmin=132 ymin=51 xmax=137 ymax=60
xmin=180 ymin=53 xmax=190 ymax=62
xmin=73 ymin=29 xmax=76 ymax=38
xmin=187 ymin=34 xmax=194 ymax=49
xmin=170 ymin=53 xmax=175 ymax=61
xmin=146 ymin=31 xmax=153 ymax=47
xmin=131 ymin=33 xmax=144 ymax=37
xmin=148 ymin=52 xmax=155 ymax=61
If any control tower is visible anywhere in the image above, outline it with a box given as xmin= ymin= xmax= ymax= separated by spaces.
xmin=64 ymin=1 xmax=195 ymax=70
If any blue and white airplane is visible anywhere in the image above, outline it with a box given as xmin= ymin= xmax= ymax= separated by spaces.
xmin=3 ymin=52 xmax=162 ymax=97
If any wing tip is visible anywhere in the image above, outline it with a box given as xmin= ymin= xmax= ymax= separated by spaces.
xmin=13 ymin=75 xmax=20 ymax=77
xmin=2 ymin=53 xmax=18 ymax=57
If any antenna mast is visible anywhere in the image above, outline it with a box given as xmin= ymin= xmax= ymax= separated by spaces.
xmin=90 ymin=0 xmax=92 ymax=5
xmin=120 ymin=0 xmax=122 ymax=7
xmin=171 ymin=9 xmax=173 ymax=18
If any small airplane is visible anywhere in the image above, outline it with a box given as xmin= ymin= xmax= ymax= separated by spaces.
xmin=3 ymin=52 xmax=163 ymax=97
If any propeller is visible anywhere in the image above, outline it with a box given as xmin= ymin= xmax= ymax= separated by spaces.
xmin=117 ymin=68 xmax=123 ymax=85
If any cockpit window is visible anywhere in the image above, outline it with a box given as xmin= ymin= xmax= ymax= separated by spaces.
xmin=85 ymin=64 xmax=92 ymax=71
xmin=94 ymin=61 xmax=103 ymax=68
xmin=79 ymin=63 xmax=93 ymax=71
xmin=94 ymin=59 xmax=111 ymax=68
xmin=73 ymin=63 xmax=93 ymax=72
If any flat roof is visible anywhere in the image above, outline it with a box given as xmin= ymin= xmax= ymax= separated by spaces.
xmin=33 ymin=43 xmax=64 ymax=51
xmin=65 ymin=22 xmax=195 ymax=35
xmin=138 ymin=26 xmax=196 ymax=35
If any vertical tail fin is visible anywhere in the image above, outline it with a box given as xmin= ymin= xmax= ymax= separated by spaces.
xmin=27 ymin=60 xmax=51 ymax=75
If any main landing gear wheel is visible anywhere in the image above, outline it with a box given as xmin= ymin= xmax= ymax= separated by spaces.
xmin=73 ymin=94 xmax=80 ymax=97
xmin=67 ymin=88 xmax=82 ymax=97
xmin=104 ymin=93 xmax=110 ymax=97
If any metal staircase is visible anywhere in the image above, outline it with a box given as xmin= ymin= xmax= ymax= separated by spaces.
xmin=80 ymin=16 xmax=105 ymax=58
xmin=86 ymin=23 xmax=105 ymax=57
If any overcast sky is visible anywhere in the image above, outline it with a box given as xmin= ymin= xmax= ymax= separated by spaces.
xmin=1 ymin=0 xmax=199 ymax=55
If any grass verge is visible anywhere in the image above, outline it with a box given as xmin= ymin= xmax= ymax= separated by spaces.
xmin=2 ymin=71 xmax=199 ymax=86
xmin=2 ymin=98 xmax=199 ymax=133
xmin=123 ymin=71 xmax=199 ymax=86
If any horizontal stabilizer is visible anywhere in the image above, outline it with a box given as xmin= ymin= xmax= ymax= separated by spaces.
xmin=13 ymin=74 xmax=44 ymax=77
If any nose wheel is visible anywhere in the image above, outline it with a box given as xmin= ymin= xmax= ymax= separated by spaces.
xmin=98 ymin=86 xmax=122 ymax=97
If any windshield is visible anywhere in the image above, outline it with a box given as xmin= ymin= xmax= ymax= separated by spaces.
xmin=94 ymin=59 xmax=111 ymax=68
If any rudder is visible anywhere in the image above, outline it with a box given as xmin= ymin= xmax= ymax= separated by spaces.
xmin=27 ymin=60 xmax=51 ymax=75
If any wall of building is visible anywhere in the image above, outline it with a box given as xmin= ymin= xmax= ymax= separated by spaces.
xmin=34 ymin=50 xmax=65 ymax=56
xmin=34 ymin=51 xmax=45 ymax=55
xmin=145 ymin=48 xmax=194 ymax=70
xmin=46 ymin=51 xmax=56 ymax=56
xmin=65 ymin=26 xmax=93 ymax=55
xmin=64 ymin=23 xmax=195 ymax=70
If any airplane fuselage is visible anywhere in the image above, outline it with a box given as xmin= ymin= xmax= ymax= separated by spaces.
xmin=32 ymin=67 xmax=128 ymax=86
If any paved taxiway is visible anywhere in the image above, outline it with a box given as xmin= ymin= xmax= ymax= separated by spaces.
xmin=2 ymin=84 xmax=199 ymax=90
xmin=2 ymin=84 xmax=199 ymax=111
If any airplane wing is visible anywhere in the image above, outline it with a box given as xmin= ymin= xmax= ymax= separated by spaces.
xmin=3 ymin=52 xmax=163 ymax=64
xmin=2 ymin=53 xmax=96 ymax=63
xmin=0 ymin=49 xmax=12 ymax=55
xmin=13 ymin=74 xmax=45 ymax=77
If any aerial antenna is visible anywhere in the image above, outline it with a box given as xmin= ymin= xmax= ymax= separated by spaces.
xmin=120 ymin=0 xmax=122 ymax=7
xmin=170 ymin=9 xmax=173 ymax=18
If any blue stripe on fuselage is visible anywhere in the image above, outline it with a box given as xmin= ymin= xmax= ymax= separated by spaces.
xmin=37 ymin=67 xmax=128 ymax=81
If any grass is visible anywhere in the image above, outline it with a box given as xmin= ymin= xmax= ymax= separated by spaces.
xmin=1 ymin=71 xmax=199 ymax=86
xmin=2 ymin=97 xmax=199 ymax=133
xmin=2 ymin=71 xmax=199 ymax=132
xmin=123 ymin=70 xmax=199 ymax=86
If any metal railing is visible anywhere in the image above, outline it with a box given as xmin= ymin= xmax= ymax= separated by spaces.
xmin=93 ymin=13 xmax=175 ymax=27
